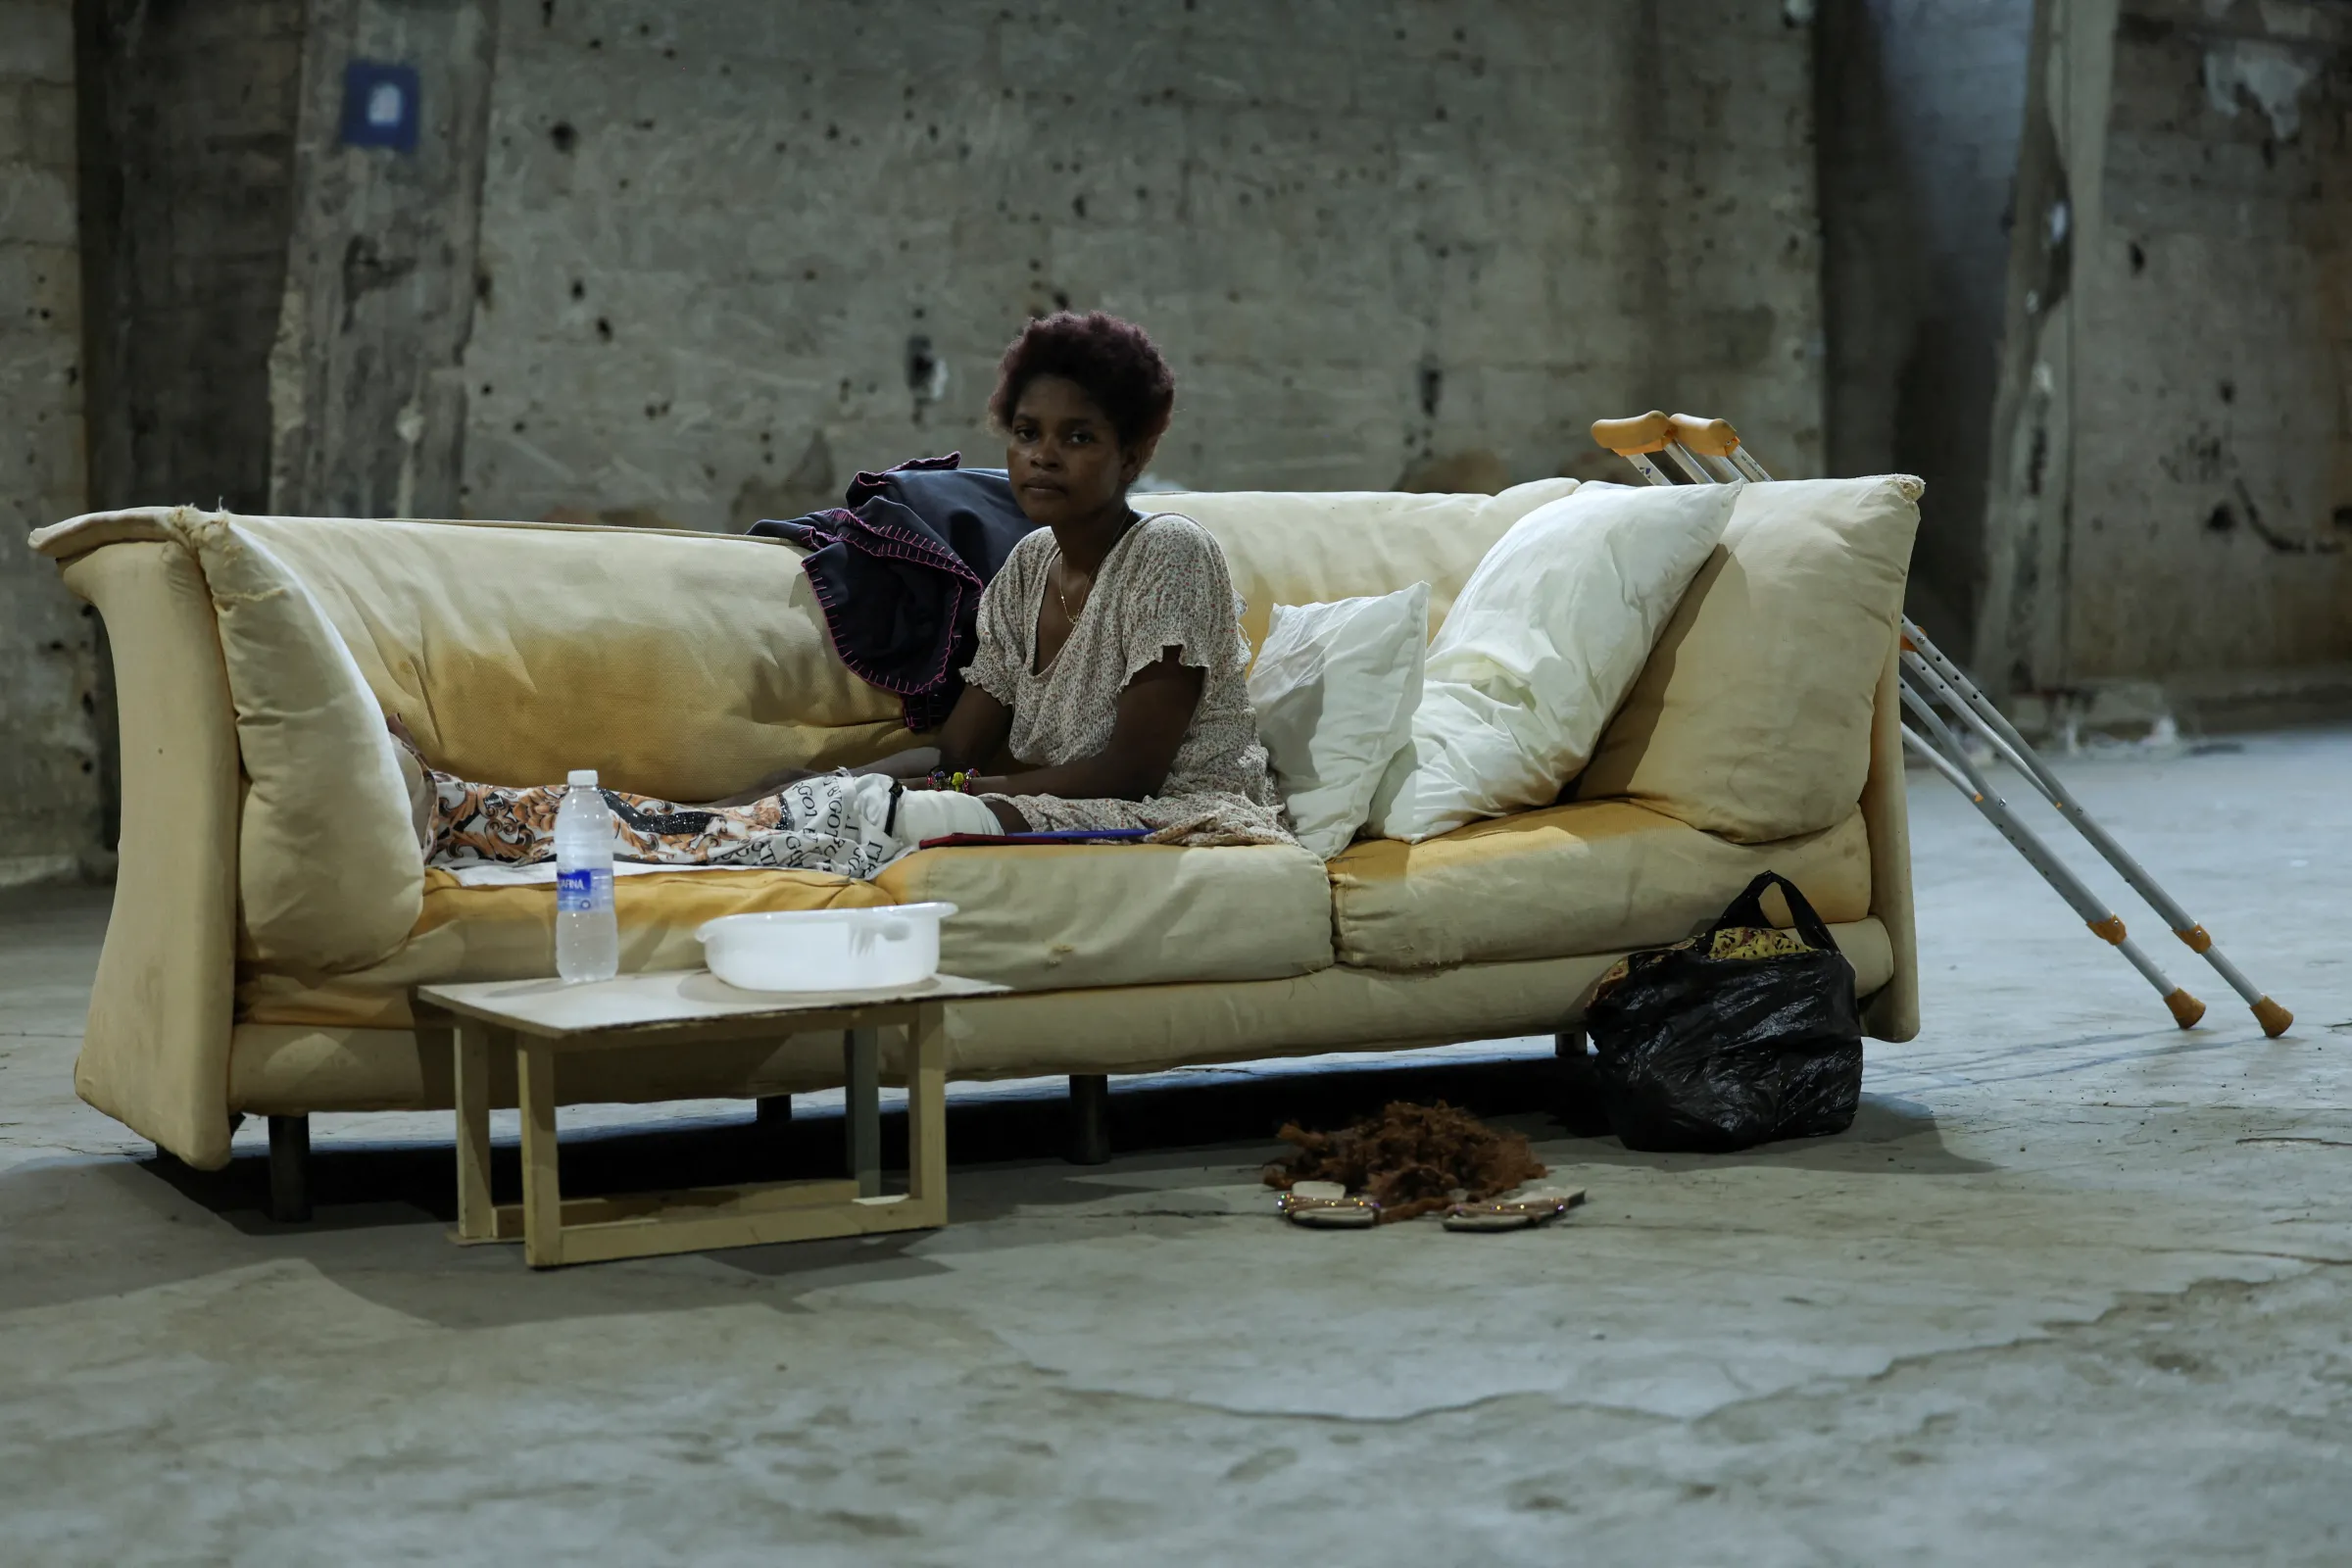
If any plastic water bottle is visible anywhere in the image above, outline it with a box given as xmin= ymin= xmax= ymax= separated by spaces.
xmin=554 ymin=769 xmax=618 ymax=983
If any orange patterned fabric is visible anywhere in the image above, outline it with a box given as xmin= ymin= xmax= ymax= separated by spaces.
xmin=423 ymin=768 xmax=903 ymax=881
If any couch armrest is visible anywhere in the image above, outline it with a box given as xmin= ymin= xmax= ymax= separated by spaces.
xmin=1859 ymin=629 xmax=1920 ymax=1041
xmin=58 ymin=542 xmax=242 ymax=1168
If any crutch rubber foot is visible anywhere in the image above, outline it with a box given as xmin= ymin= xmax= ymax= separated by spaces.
xmin=2163 ymin=989 xmax=2206 ymax=1029
xmin=2251 ymin=997 xmax=2293 ymax=1038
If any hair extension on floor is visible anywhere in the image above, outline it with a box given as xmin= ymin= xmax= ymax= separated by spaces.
xmin=1262 ymin=1101 xmax=1547 ymax=1223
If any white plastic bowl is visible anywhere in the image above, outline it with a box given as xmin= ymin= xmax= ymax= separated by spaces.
xmin=695 ymin=903 xmax=957 ymax=993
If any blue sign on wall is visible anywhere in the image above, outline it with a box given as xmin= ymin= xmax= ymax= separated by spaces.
xmin=340 ymin=61 xmax=420 ymax=152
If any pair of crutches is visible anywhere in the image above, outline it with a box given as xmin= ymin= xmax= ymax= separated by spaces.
xmin=1591 ymin=411 xmax=2293 ymax=1038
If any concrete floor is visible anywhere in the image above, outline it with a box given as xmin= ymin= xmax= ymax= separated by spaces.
xmin=4 ymin=730 xmax=2350 ymax=1565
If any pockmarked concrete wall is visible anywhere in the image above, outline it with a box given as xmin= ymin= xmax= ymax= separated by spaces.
xmin=0 ymin=0 xmax=101 ymax=885
xmin=456 ymin=0 xmax=1828 ymax=531
xmin=1818 ymin=0 xmax=2034 ymax=662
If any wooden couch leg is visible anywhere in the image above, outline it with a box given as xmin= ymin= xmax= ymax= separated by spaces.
xmin=1554 ymin=1030 xmax=1610 ymax=1136
xmin=755 ymin=1094 xmax=792 ymax=1174
xmin=268 ymin=1114 xmax=313 ymax=1222
xmin=1066 ymin=1074 xmax=1111 ymax=1165
xmin=1556 ymin=1030 xmax=1597 ymax=1093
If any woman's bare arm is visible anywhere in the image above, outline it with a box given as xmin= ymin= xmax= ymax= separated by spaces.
xmin=704 ymin=653 xmax=1197 ymax=815
xmin=933 ymin=683 xmax=1016 ymax=774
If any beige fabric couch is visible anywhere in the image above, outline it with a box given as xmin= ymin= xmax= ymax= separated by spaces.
xmin=31 ymin=476 xmax=1922 ymax=1170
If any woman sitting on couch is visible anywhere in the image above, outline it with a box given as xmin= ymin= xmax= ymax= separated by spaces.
xmin=405 ymin=311 xmax=1295 ymax=879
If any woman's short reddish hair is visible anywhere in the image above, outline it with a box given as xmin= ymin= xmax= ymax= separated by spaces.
xmin=989 ymin=311 xmax=1176 ymax=450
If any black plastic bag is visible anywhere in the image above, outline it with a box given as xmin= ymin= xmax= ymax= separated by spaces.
xmin=1585 ymin=872 xmax=1863 ymax=1152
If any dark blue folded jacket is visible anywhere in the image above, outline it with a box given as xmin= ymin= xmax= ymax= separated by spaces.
xmin=749 ymin=455 xmax=1037 ymax=732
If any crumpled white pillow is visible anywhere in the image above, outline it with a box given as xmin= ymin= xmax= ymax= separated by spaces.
xmin=1366 ymin=482 xmax=1739 ymax=843
xmin=1247 ymin=582 xmax=1431 ymax=859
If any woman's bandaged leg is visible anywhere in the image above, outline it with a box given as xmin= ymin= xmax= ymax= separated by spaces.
xmin=707 ymin=773 xmax=904 ymax=877
xmin=891 ymin=787 xmax=1003 ymax=846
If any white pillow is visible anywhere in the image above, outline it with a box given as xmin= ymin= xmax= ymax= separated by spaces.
xmin=1365 ymin=482 xmax=1739 ymax=843
xmin=1247 ymin=582 xmax=1431 ymax=859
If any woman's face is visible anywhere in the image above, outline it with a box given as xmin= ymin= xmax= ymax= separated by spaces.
xmin=1006 ymin=374 xmax=1148 ymax=528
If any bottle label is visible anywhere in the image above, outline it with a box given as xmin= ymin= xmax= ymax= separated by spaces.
xmin=556 ymin=866 xmax=613 ymax=913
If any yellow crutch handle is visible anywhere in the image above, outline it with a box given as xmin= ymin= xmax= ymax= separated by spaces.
xmin=1667 ymin=412 xmax=1742 ymax=457
xmin=1591 ymin=412 xmax=1676 ymax=455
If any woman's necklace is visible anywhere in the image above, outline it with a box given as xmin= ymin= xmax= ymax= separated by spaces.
xmin=1054 ymin=559 xmax=1087 ymax=623
xmin=1052 ymin=510 xmax=1136 ymax=627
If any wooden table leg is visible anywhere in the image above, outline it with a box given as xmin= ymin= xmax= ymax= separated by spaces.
xmin=517 ymin=1039 xmax=563 ymax=1267
xmin=844 ymin=1025 xmax=881 ymax=1198
xmin=905 ymin=1004 xmax=947 ymax=1223
xmin=453 ymin=1020 xmax=496 ymax=1241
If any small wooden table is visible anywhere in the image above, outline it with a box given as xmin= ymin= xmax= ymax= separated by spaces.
xmin=415 ymin=969 xmax=1004 ymax=1268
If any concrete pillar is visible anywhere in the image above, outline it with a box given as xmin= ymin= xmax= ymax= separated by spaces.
xmin=269 ymin=0 xmax=500 ymax=519
xmin=1979 ymin=0 xmax=2352 ymax=717
xmin=1816 ymin=0 xmax=2036 ymax=664
xmin=74 ymin=0 xmax=305 ymax=517
xmin=0 ymin=0 xmax=103 ymax=887
xmin=1977 ymin=0 xmax=2118 ymax=701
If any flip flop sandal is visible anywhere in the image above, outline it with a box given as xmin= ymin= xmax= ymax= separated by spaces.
xmin=1441 ymin=1188 xmax=1588 ymax=1232
xmin=1276 ymin=1180 xmax=1381 ymax=1228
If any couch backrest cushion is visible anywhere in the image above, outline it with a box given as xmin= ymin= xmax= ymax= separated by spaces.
xmin=168 ymin=511 xmax=424 ymax=970
xmin=217 ymin=484 xmax=1571 ymax=801
xmin=1152 ymin=479 xmax=1579 ymax=652
xmin=1575 ymin=475 xmax=1922 ymax=844
xmin=234 ymin=515 xmax=912 ymax=804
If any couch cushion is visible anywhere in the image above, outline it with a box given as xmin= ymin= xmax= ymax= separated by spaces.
xmin=874 ymin=843 xmax=1335 ymax=992
xmin=228 ymin=514 xmax=912 ymax=803
xmin=239 ymin=865 xmax=893 ymax=1029
xmin=1153 ymin=479 xmax=1578 ymax=654
xmin=166 ymin=510 xmax=424 ymax=971
xmin=249 ymin=843 xmax=1340 ymax=1023
xmin=935 ymin=920 xmax=1897 ymax=1078
xmin=1328 ymin=799 xmax=1871 ymax=972
xmin=1575 ymin=476 xmax=1922 ymax=844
